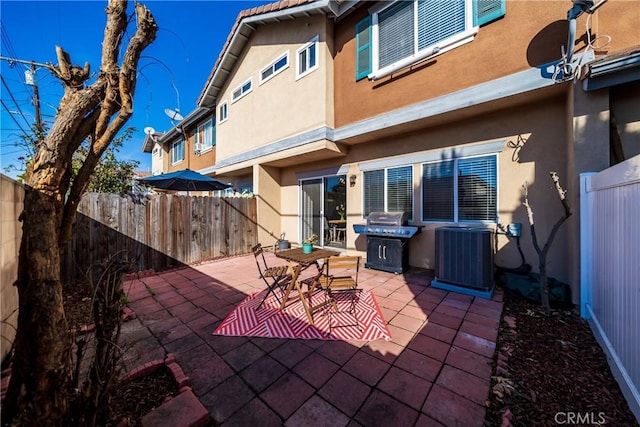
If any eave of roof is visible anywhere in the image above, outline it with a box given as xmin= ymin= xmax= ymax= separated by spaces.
xmin=584 ymin=45 xmax=640 ymax=91
xmin=156 ymin=107 xmax=212 ymax=145
xmin=142 ymin=132 xmax=163 ymax=153
xmin=197 ymin=0 xmax=358 ymax=108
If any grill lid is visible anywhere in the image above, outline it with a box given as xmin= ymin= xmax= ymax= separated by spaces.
xmin=366 ymin=211 xmax=409 ymax=226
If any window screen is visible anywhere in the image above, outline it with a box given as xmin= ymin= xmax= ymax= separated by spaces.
xmin=387 ymin=166 xmax=413 ymax=214
xmin=364 ymin=166 xmax=413 ymax=217
xmin=458 ymin=155 xmax=497 ymax=221
xmin=378 ymin=1 xmax=414 ymax=69
xmin=363 ymin=170 xmax=384 ymax=216
xmin=422 ymin=160 xmax=455 ymax=221
xmin=422 ymin=155 xmax=497 ymax=223
xmin=417 ymin=0 xmax=466 ymax=49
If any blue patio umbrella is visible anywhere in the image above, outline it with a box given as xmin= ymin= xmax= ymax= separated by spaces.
xmin=137 ymin=169 xmax=232 ymax=192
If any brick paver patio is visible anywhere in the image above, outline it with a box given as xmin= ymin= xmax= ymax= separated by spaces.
xmin=121 ymin=251 xmax=503 ymax=426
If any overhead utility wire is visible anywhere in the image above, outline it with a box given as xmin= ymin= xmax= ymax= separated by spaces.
xmin=0 ymin=98 xmax=29 ymax=136
xmin=1 ymin=23 xmax=29 ymax=87
xmin=1 ymin=75 xmax=31 ymax=130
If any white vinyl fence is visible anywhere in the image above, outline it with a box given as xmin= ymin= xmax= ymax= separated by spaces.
xmin=580 ymin=155 xmax=640 ymax=421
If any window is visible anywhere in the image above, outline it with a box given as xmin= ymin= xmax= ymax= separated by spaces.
xmin=260 ymin=52 xmax=289 ymax=84
xmin=195 ymin=119 xmax=215 ymax=153
xmin=218 ymin=101 xmax=228 ymax=123
xmin=363 ymin=165 xmax=413 ymax=217
xmin=152 ymin=146 xmax=162 ymax=158
xmin=422 ymin=154 xmax=497 ymax=223
xmin=355 ymin=0 xmax=505 ymax=80
xmin=231 ymin=78 xmax=252 ymax=103
xmin=171 ymin=139 xmax=184 ymax=164
xmin=296 ymin=36 xmax=319 ymax=80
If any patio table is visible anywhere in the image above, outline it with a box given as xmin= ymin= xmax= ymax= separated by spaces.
xmin=328 ymin=219 xmax=347 ymax=243
xmin=275 ymin=247 xmax=339 ymax=325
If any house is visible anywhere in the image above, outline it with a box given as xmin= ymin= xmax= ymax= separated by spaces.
xmin=145 ymin=0 xmax=640 ymax=303
xmin=142 ymin=129 xmax=164 ymax=176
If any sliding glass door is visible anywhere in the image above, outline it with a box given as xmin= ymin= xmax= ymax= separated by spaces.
xmin=300 ymin=175 xmax=346 ymax=249
xmin=300 ymin=179 xmax=322 ymax=246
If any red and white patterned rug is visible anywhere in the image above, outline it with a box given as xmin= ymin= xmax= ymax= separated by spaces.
xmin=213 ymin=289 xmax=392 ymax=341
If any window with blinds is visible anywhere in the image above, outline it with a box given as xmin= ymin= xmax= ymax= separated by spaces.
xmin=378 ymin=1 xmax=414 ymax=69
xmin=171 ymin=139 xmax=184 ymax=165
xmin=195 ymin=119 xmax=215 ymax=152
xmin=364 ymin=166 xmax=413 ymax=218
xmin=357 ymin=0 xmax=505 ymax=80
xmin=377 ymin=0 xmax=465 ymax=70
xmin=422 ymin=155 xmax=497 ymax=223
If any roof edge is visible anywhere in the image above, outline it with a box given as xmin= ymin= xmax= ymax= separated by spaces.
xmin=196 ymin=0 xmax=345 ymax=108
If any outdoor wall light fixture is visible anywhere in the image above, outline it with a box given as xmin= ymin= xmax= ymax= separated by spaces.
xmin=349 ymin=174 xmax=357 ymax=187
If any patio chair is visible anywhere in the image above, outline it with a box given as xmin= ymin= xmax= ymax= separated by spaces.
xmin=324 ymin=217 xmax=335 ymax=243
xmin=252 ymin=243 xmax=292 ymax=310
xmin=314 ymin=256 xmax=363 ymax=333
xmin=334 ymin=222 xmax=347 ymax=243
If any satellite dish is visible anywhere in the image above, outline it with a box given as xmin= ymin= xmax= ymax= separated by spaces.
xmin=164 ymin=108 xmax=184 ymax=122
xmin=144 ymin=126 xmax=155 ymax=135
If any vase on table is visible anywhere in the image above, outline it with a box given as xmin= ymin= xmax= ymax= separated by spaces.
xmin=302 ymin=243 xmax=313 ymax=254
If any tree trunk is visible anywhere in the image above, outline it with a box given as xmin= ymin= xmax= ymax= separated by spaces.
xmin=3 ymin=188 xmax=71 ymax=425
xmin=522 ymin=172 xmax=571 ymax=315
xmin=2 ymin=2 xmax=157 ymax=423
xmin=539 ymin=255 xmax=550 ymax=313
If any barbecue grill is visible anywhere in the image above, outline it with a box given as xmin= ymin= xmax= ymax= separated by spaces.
xmin=353 ymin=212 xmax=422 ymax=273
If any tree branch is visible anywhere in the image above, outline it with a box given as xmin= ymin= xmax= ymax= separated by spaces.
xmin=522 ymin=182 xmax=542 ymax=255
xmin=550 ymin=171 xmax=571 ymax=218
xmin=541 ymin=172 xmax=572 ymax=255
xmin=59 ymin=1 xmax=157 ymax=247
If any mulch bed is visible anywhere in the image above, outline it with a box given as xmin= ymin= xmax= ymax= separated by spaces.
xmin=63 ymin=281 xmax=179 ymax=425
xmin=64 ymin=281 xmax=95 ymax=331
xmin=484 ymin=290 xmax=638 ymax=426
xmin=106 ymin=365 xmax=178 ymax=427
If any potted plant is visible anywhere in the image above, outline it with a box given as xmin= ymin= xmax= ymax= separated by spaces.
xmin=301 ymin=233 xmax=318 ymax=254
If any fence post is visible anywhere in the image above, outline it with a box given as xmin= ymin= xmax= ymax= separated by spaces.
xmin=579 ymin=172 xmax=596 ymax=319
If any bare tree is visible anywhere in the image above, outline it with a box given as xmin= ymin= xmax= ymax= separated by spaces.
xmin=2 ymin=1 xmax=157 ymax=424
xmin=523 ymin=172 xmax=572 ymax=314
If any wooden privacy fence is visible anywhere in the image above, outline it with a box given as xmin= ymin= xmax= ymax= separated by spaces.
xmin=63 ymin=193 xmax=257 ymax=282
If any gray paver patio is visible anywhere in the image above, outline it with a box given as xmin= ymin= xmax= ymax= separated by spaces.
xmin=120 ymin=251 xmax=503 ymax=426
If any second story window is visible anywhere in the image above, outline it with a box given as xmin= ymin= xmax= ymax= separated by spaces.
xmin=231 ymin=78 xmax=252 ymax=103
xmin=260 ymin=52 xmax=289 ymax=84
xmin=195 ymin=119 xmax=215 ymax=154
xmin=296 ymin=35 xmax=319 ymax=80
xmin=356 ymin=0 xmax=505 ymax=80
xmin=218 ymin=101 xmax=228 ymax=124
xmin=171 ymin=139 xmax=184 ymax=164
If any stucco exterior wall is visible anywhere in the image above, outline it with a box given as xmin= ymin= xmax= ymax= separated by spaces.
xmin=161 ymin=114 xmax=218 ymax=175
xmin=216 ymin=15 xmax=333 ymax=163
xmin=1 ymin=175 xmax=22 ymax=361
xmin=275 ymin=96 xmax=570 ymax=282
xmin=333 ymin=0 xmax=640 ymax=128
xmin=255 ymin=165 xmax=284 ymax=246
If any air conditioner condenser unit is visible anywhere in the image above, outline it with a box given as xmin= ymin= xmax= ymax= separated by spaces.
xmin=432 ymin=227 xmax=495 ymax=298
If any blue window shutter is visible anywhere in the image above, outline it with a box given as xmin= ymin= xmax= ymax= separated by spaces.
xmin=355 ymin=16 xmax=372 ymax=81
xmin=473 ymin=0 xmax=505 ymax=26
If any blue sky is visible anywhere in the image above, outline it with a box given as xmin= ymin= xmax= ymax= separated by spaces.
xmin=1 ymin=0 xmax=260 ymax=178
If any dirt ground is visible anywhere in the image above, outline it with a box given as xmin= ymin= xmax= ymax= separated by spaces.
xmin=484 ymin=291 xmax=638 ymax=426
